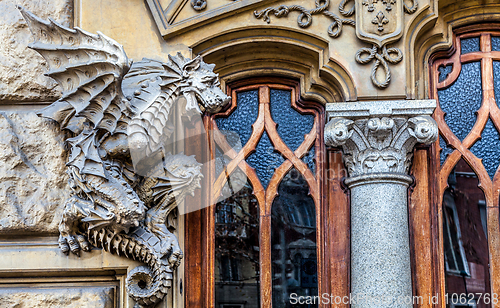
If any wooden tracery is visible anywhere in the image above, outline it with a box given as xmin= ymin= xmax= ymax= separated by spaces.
xmin=429 ymin=25 xmax=500 ymax=306
xmin=205 ymin=78 xmax=326 ymax=307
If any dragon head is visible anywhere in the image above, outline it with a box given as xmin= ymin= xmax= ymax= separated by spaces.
xmin=179 ymin=55 xmax=230 ymax=115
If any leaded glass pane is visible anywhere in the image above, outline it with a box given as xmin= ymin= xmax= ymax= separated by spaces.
xmin=216 ymin=90 xmax=259 ymax=149
xmin=271 ymin=168 xmax=317 ymax=308
xmin=246 ymin=131 xmax=284 ymax=188
xmin=437 ymin=61 xmax=482 ymax=141
xmin=438 ymin=64 xmax=453 ymax=83
xmin=439 ymin=135 xmax=454 ymax=166
xmin=270 ymin=89 xmax=314 ymax=151
xmin=493 ymin=61 xmax=500 ymax=107
xmin=492 ymin=36 xmax=500 ymax=51
xmin=302 ymin=146 xmax=316 ymax=175
xmin=470 ymin=119 xmax=500 ymax=178
xmin=461 ymin=37 xmax=480 ymax=54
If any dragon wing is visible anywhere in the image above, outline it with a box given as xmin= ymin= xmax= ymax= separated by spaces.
xmin=19 ymin=6 xmax=133 ymax=135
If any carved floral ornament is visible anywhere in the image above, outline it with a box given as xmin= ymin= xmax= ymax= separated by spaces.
xmin=324 ymin=101 xmax=438 ymax=176
xmin=254 ymin=0 xmax=418 ymax=88
xmin=18 ymin=6 xmax=230 ymax=308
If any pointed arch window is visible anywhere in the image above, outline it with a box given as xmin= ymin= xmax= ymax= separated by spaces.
xmin=429 ymin=26 xmax=500 ymax=307
xmin=206 ymin=78 xmax=325 ymax=307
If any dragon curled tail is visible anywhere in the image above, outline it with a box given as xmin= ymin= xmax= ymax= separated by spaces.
xmin=88 ymin=227 xmax=173 ymax=307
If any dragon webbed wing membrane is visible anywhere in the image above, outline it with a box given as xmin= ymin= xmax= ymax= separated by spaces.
xmin=19 ymin=6 xmax=134 ymax=135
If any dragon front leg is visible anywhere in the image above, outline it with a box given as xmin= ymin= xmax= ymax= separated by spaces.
xmin=150 ymin=222 xmax=183 ymax=269
xmin=59 ymin=195 xmax=93 ymax=255
xmin=144 ymin=202 xmax=183 ymax=269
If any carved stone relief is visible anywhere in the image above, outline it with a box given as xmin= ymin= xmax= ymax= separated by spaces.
xmin=324 ymin=100 xmax=437 ymax=176
xmin=325 ymin=115 xmax=437 ymax=176
xmin=18 ymin=6 xmax=230 ymax=308
xmin=254 ymin=0 xmax=418 ymax=88
xmin=191 ymin=0 xmax=207 ymax=11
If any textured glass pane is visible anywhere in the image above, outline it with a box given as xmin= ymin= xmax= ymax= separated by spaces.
xmin=470 ymin=119 xmax=500 ymax=178
xmin=438 ymin=64 xmax=453 ymax=83
xmin=246 ymin=131 xmax=284 ymax=188
xmin=443 ymin=159 xmax=490 ymax=307
xmin=271 ymin=168 xmax=317 ymax=308
xmin=493 ymin=61 xmax=500 ymax=107
xmin=215 ymin=180 xmax=260 ymax=307
xmin=461 ymin=37 xmax=480 ymax=54
xmin=439 ymin=135 xmax=454 ymax=166
xmin=270 ymin=89 xmax=314 ymax=151
xmin=216 ymin=90 xmax=259 ymax=149
xmin=492 ymin=36 xmax=500 ymax=51
xmin=303 ymin=146 xmax=316 ymax=174
xmin=438 ymin=61 xmax=482 ymax=141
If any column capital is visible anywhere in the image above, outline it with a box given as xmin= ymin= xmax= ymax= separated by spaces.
xmin=324 ymin=100 xmax=438 ymax=177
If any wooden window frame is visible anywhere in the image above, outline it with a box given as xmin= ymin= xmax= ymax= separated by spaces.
xmin=183 ymin=77 xmax=350 ymax=308
xmin=414 ymin=24 xmax=500 ymax=308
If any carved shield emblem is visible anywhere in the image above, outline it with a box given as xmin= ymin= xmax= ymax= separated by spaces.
xmin=356 ymin=0 xmax=403 ymax=47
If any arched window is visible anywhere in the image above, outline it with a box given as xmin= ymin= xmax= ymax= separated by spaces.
xmin=429 ymin=26 xmax=500 ymax=307
xmin=207 ymin=78 xmax=325 ymax=307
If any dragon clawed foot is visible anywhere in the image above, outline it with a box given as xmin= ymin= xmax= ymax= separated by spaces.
xmin=58 ymin=233 xmax=90 ymax=256
xmin=150 ymin=224 xmax=183 ymax=268
xmin=160 ymin=233 xmax=183 ymax=269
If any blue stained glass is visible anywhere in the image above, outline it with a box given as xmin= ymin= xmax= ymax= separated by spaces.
xmin=461 ymin=37 xmax=480 ymax=54
xmin=439 ymin=135 xmax=454 ymax=166
xmin=302 ymin=146 xmax=316 ymax=174
xmin=216 ymin=90 xmax=258 ymax=150
xmin=246 ymin=131 xmax=285 ymax=188
xmin=492 ymin=37 xmax=500 ymax=51
xmin=438 ymin=61 xmax=482 ymax=141
xmin=270 ymin=89 xmax=314 ymax=151
xmin=438 ymin=65 xmax=453 ymax=83
xmin=470 ymin=119 xmax=500 ymax=179
xmin=493 ymin=61 xmax=500 ymax=107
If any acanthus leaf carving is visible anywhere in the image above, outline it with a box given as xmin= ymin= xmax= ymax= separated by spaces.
xmin=325 ymin=114 xmax=437 ymax=176
xmin=19 ymin=6 xmax=230 ymax=308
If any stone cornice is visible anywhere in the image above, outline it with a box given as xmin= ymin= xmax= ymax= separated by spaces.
xmin=324 ymin=100 xmax=437 ymax=177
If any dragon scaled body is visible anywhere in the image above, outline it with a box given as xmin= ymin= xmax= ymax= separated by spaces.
xmin=19 ymin=7 xmax=230 ymax=308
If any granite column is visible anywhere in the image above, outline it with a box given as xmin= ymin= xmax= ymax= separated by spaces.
xmin=324 ymin=100 xmax=438 ymax=308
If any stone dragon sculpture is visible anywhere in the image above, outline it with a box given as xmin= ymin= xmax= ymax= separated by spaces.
xmin=19 ymin=7 xmax=230 ymax=308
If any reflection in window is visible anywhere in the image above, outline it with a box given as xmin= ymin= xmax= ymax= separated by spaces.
xmin=215 ymin=180 xmax=260 ymax=308
xmin=213 ymin=82 xmax=322 ymax=307
xmin=272 ymin=169 xmax=317 ymax=308
xmin=444 ymin=160 xmax=490 ymax=308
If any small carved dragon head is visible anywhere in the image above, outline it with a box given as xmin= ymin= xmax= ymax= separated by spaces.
xmin=161 ymin=153 xmax=203 ymax=198
xmin=179 ymin=56 xmax=230 ymax=115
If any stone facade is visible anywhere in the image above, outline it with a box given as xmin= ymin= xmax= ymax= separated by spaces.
xmin=0 ymin=0 xmax=499 ymax=307
xmin=0 ymin=111 xmax=68 ymax=233
xmin=0 ymin=0 xmax=72 ymax=102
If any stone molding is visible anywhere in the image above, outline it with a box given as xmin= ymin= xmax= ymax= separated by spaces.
xmin=324 ymin=100 xmax=437 ymax=177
